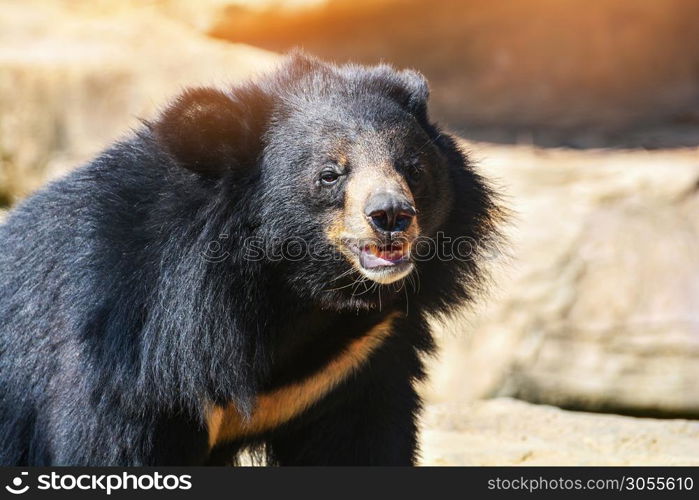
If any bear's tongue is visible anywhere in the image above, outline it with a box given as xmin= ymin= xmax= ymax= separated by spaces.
xmin=359 ymin=243 xmax=408 ymax=269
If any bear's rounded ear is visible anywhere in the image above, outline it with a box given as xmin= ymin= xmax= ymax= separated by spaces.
xmin=362 ymin=66 xmax=430 ymax=121
xmin=396 ymin=69 xmax=430 ymax=119
xmin=152 ymin=86 xmax=270 ymax=177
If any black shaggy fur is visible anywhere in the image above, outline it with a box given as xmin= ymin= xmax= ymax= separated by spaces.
xmin=0 ymin=53 xmax=500 ymax=465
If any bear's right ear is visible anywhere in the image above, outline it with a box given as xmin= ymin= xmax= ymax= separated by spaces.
xmin=152 ymin=86 xmax=271 ymax=177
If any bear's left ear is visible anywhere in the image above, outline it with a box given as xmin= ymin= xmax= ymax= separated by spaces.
xmin=152 ymin=86 xmax=271 ymax=177
xmin=363 ymin=66 xmax=430 ymax=122
xmin=395 ymin=69 xmax=430 ymax=119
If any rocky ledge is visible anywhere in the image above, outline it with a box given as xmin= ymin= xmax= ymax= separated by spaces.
xmin=420 ymin=398 xmax=699 ymax=465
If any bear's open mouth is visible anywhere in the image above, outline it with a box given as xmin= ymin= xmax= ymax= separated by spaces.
xmin=342 ymin=240 xmax=414 ymax=285
xmin=358 ymin=242 xmax=410 ymax=269
xmin=337 ymin=238 xmax=415 ymax=285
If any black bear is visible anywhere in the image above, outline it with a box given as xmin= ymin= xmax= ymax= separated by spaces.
xmin=0 ymin=53 xmax=499 ymax=465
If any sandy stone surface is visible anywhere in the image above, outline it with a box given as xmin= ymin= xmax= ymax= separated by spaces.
xmin=419 ymin=398 xmax=699 ymax=465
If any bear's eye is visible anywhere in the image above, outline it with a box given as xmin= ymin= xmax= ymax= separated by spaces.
xmin=319 ymin=168 xmax=342 ymax=186
xmin=405 ymin=161 xmax=424 ymax=185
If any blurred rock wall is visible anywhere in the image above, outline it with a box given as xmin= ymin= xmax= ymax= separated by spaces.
xmin=211 ymin=0 xmax=699 ymax=146
xmin=0 ymin=0 xmax=277 ymax=204
xmin=425 ymin=144 xmax=699 ymax=417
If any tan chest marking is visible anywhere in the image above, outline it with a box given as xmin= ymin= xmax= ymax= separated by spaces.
xmin=207 ymin=313 xmax=399 ymax=448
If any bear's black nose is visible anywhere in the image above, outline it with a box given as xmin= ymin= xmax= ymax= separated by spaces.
xmin=364 ymin=192 xmax=416 ymax=234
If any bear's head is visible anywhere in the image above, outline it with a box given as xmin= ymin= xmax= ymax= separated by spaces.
xmin=152 ymin=53 xmax=500 ymax=313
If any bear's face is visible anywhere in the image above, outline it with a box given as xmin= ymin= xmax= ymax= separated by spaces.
xmin=261 ymin=92 xmax=453 ymax=287
xmin=153 ymin=54 xmax=497 ymax=312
